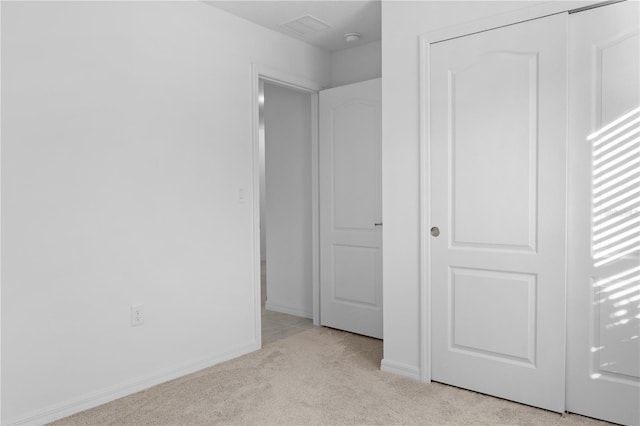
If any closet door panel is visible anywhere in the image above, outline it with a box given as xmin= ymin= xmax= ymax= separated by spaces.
xmin=567 ymin=2 xmax=640 ymax=425
xmin=429 ymin=13 xmax=568 ymax=413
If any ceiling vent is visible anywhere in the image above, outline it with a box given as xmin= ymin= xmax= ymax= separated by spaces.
xmin=280 ymin=15 xmax=331 ymax=36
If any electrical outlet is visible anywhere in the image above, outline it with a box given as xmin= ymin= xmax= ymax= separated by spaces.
xmin=131 ymin=304 xmax=144 ymax=327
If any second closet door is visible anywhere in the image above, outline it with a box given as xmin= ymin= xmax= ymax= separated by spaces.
xmin=567 ymin=2 xmax=640 ymax=425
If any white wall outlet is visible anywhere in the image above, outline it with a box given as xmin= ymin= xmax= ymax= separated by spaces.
xmin=130 ymin=304 xmax=144 ymax=327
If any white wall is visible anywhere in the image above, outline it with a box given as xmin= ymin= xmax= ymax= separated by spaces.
xmin=263 ymin=83 xmax=313 ymax=318
xmin=331 ymin=40 xmax=381 ymax=87
xmin=380 ymin=0 xmax=555 ymax=379
xmin=0 ymin=2 xmax=330 ymax=424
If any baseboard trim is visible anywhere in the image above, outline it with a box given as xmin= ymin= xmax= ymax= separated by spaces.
xmin=380 ymin=358 xmax=421 ymax=381
xmin=264 ymin=301 xmax=312 ymax=319
xmin=5 ymin=340 xmax=260 ymax=426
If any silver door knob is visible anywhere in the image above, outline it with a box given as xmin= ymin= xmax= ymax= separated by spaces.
xmin=430 ymin=227 xmax=440 ymax=237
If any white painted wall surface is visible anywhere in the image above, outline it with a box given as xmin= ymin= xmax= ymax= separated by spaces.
xmin=380 ymin=0 xmax=555 ymax=379
xmin=331 ymin=40 xmax=382 ymax=88
xmin=0 ymin=2 xmax=330 ymax=423
xmin=263 ymin=83 xmax=313 ymax=318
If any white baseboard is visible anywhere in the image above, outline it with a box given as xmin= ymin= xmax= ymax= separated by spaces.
xmin=6 ymin=340 xmax=260 ymax=426
xmin=380 ymin=358 xmax=421 ymax=381
xmin=264 ymin=301 xmax=312 ymax=319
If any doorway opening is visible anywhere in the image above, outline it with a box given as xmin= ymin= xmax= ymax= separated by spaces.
xmin=259 ymin=79 xmax=315 ymax=345
xmin=251 ymin=64 xmax=322 ymax=349
xmin=252 ymin=66 xmax=384 ymax=349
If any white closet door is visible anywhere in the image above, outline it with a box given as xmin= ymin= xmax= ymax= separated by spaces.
xmin=567 ymin=2 xmax=640 ymax=425
xmin=429 ymin=13 xmax=568 ymax=412
xmin=319 ymin=79 xmax=382 ymax=339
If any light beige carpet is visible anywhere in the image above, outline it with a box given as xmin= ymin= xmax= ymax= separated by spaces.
xmin=51 ymin=327 xmax=610 ymax=425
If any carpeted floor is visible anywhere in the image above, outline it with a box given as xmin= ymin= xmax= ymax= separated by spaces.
xmin=51 ymin=327 xmax=611 ymax=425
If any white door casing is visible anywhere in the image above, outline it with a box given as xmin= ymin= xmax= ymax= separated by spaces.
xmin=429 ymin=13 xmax=568 ymax=413
xmin=319 ymin=78 xmax=383 ymax=339
xmin=567 ymin=2 xmax=640 ymax=425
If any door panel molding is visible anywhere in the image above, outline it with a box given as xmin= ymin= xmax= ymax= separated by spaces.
xmin=449 ymin=267 xmax=538 ymax=365
xmin=448 ymin=51 xmax=539 ymax=252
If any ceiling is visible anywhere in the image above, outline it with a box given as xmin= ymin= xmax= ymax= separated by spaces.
xmin=204 ymin=1 xmax=381 ymax=52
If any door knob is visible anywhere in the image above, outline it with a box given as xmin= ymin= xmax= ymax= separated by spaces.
xmin=375 ymin=223 xmax=383 ymax=226
xmin=430 ymin=227 xmax=440 ymax=237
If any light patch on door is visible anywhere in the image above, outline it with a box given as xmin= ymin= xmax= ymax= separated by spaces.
xmin=590 ymin=106 xmax=640 ymax=267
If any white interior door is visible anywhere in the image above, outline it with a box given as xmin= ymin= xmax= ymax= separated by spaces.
xmin=429 ymin=14 xmax=568 ymax=412
xmin=319 ymin=78 xmax=382 ymax=339
xmin=567 ymin=2 xmax=640 ymax=425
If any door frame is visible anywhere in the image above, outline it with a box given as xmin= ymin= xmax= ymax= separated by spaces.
xmin=417 ymin=0 xmax=612 ymax=384
xmin=251 ymin=63 xmax=322 ymax=348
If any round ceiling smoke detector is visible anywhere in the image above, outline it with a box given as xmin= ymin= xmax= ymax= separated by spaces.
xmin=344 ymin=33 xmax=361 ymax=43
